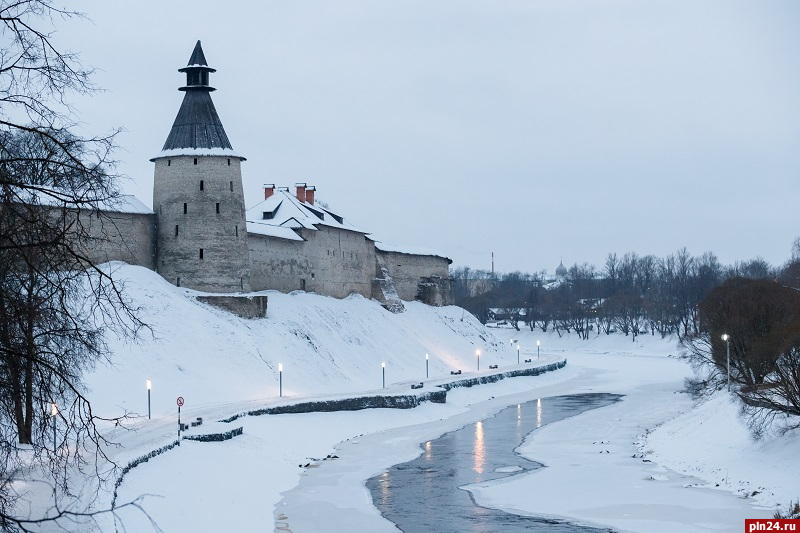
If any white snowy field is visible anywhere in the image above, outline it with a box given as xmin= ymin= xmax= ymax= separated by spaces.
xmin=27 ymin=264 xmax=799 ymax=532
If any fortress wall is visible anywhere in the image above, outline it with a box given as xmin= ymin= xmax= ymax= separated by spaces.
xmin=377 ymin=250 xmax=453 ymax=305
xmin=248 ymin=233 xmax=311 ymax=292
xmin=248 ymin=225 xmax=375 ymax=298
xmin=83 ymin=210 xmax=157 ymax=270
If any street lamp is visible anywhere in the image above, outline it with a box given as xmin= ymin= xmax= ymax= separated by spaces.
xmin=50 ymin=402 xmax=58 ymax=451
xmin=537 ymin=340 xmax=540 ymax=359
xmin=476 ymin=349 xmax=480 ymax=371
xmin=146 ymin=378 xmax=151 ymax=419
xmin=279 ymin=363 xmax=283 ymax=397
xmin=517 ymin=344 xmax=520 ymax=364
xmin=721 ymin=334 xmax=730 ymax=392
xmin=382 ymin=362 xmax=386 ymax=388
xmin=425 ymin=353 xmax=429 ymax=379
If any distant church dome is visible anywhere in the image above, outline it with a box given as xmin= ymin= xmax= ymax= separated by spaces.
xmin=555 ymin=260 xmax=568 ymax=278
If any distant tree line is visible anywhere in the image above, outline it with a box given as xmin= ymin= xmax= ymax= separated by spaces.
xmin=454 ymin=248 xmax=779 ymax=339
xmin=453 ymin=242 xmax=800 ymax=436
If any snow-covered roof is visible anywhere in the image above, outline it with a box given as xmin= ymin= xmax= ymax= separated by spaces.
xmin=245 ymin=189 xmax=366 ymax=240
xmin=373 ymin=241 xmax=451 ymax=262
xmin=8 ymin=185 xmax=153 ymax=215
xmin=102 ymin=195 xmax=154 ymax=214
xmin=151 ymin=147 xmax=245 ymax=161
xmin=245 ymin=221 xmax=303 ymax=241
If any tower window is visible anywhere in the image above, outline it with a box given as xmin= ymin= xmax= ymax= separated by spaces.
xmin=230 ymin=181 xmax=233 ymax=191
xmin=235 ymin=224 xmax=239 ymax=237
xmin=227 ymin=159 xmax=231 ymax=166
xmin=168 ymin=160 xmax=171 ymax=166
xmin=199 ymin=248 xmax=204 ymax=259
xmin=183 ymin=203 xmax=187 ymax=214
xmin=216 ymin=203 xmax=220 ymax=214
xmin=175 ymin=224 xmax=179 ymax=236
xmin=200 ymin=180 xmax=204 ymax=191
xmin=177 ymin=277 xmax=181 ymax=287
xmin=194 ymin=158 xmax=198 ymax=165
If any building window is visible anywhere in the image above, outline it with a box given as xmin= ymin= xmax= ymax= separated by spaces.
xmin=183 ymin=203 xmax=187 ymax=214
xmin=194 ymin=158 xmax=198 ymax=165
xmin=200 ymin=180 xmax=204 ymax=191
xmin=177 ymin=277 xmax=181 ymax=287
xmin=199 ymin=248 xmax=204 ymax=259
xmin=227 ymin=159 xmax=231 ymax=166
xmin=301 ymin=279 xmax=306 ymax=291
xmin=175 ymin=224 xmax=179 ymax=236
xmin=168 ymin=160 xmax=171 ymax=166
xmin=235 ymin=224 xmax=238 ymax=237
xmin=216 ymin=203 xmax=220 ymax=214
xmin=230 ymin=181 xmax=233 ymax=191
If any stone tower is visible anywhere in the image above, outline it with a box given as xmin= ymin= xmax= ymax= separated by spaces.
xmin=152 ymin=41 xmax=251 ymax=293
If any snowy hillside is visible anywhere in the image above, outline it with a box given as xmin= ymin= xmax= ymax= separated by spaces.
xmin=87 ymin=263 xmax=508 ymax=420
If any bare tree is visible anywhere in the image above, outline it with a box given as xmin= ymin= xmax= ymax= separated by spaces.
xmin=0 ymin=2 xmax=147 ymax=530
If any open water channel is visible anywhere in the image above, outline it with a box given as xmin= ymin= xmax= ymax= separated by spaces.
xmin=366 ymin=393 xmax=622 ymax=532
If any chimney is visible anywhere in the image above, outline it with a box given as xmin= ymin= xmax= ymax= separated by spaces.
xmin=305 ymin=185 xmax=316 ymax=205
xmin=295 ymin=182 xmax=307 ymax=203
xmin=264 ymin=183 xmax=275 ymax=199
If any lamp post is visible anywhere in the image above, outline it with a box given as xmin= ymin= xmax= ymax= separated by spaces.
xmin=50 ymin=403 xmax=58 ymax=451
xmin=382 ymin=362 xmax=386 ymax=389
xmin=425 ymin=353 xmax=429 ymax=379
xmin=722 ymin=334 xmax=730 ymax=392
xmin=279 ymin=363 xmax=283 ymax=397
xmin=517 ymin=344 xmax=520 ymax=364
xmin=537 ymin=340 xmax=540 ymax=359
xmin=146 ymin=378 xmax=151 ymax=420
xmin=476 ymin=349 xmax=480 ymax=371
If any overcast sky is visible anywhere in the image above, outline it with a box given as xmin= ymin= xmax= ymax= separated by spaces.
xmin=55 ymin=1 xmax=800 ymax=274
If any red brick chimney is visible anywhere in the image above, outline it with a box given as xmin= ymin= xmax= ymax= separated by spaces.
xmin=264 ymin=184 xmax=275 ymax=199
xmin=295 ymin=182 xmax=307 ymax=203
xmin=305 ymin=186 xmax=316 ymax=205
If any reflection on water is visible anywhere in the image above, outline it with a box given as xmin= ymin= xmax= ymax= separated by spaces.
xmin=473 ymin=421 xmax=485 ymax=474
xmin=366 ymin=394 xmax=622 ymax=533
xmin=537 ymin=398 xmax=542 ymax=428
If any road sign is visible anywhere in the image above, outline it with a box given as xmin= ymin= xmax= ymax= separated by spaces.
xmin=177 ymin=396 xmax=184 ymax=407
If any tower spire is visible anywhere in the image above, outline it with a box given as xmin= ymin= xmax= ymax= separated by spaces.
xmin=179 ymin=40 xmax=216 ymax=92
xmin=156 ymin=40 xmax=240 ymax=155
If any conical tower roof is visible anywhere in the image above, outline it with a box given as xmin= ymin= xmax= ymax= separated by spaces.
xmin=154 ymin=41 xmax=243 ymax=159
xmin=183 ymin=40 xmax=211 ymax=68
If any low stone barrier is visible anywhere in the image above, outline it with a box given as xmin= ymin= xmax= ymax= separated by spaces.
xmin=438 ymin=359 xmax=567 ymax=391
xmin=112 ymin=439 xmax=181 ymax=508
xmin=222 ymin=389 xmax=447 ymax=422
xmin=221 ymin=360 xmax=566 ymax=422
xmin=183 ymin=427 xmax=243 ymax=442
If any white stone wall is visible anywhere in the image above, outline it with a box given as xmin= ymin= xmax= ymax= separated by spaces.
xmin=376 ymin=250 xmax=452 ymax=304
xmin=83 ymin=210 xmax=157 ymax=270
xmin=248 ymin=225 xmax=375 ymax=298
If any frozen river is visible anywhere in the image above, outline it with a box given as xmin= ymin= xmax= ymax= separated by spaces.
xmin=367 ymin=394 xmax=621 ymax=533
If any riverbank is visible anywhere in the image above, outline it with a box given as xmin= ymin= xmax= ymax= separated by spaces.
xmin=110 ymin=329 xmax=786 ymax=532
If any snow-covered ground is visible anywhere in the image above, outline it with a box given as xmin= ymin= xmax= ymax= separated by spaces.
xmin=30 ymin=265 xmax=799 ymax=532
